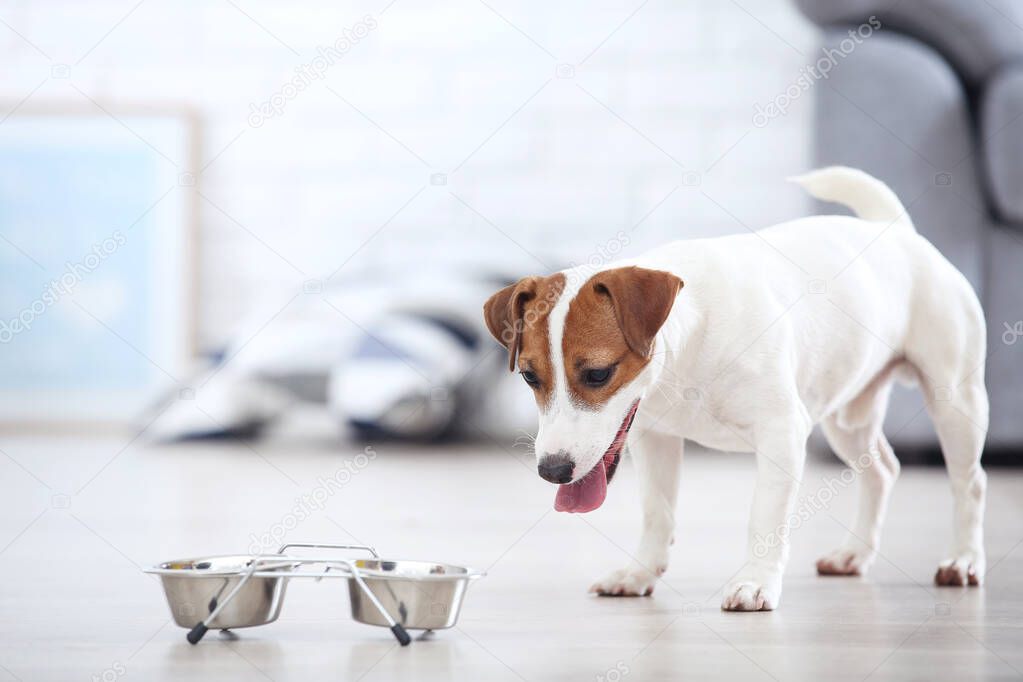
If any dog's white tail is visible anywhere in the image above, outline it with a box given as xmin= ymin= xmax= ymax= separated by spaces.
xmin=789 ymin=166 xmax=914 ymax=230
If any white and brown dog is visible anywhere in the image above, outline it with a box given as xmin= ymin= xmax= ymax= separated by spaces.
xmin=483 ymin=167 xmax=988 ymax=611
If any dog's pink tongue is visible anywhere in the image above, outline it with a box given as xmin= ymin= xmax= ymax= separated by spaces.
xmin=554 ymin=459 xmax=607 ymax=513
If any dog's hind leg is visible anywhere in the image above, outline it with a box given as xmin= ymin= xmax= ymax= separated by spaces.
xmin=816 ymin=361 xmax=901 ymax=576
xmin=924 ymin=373 xmax=988 ymax=586
xmin=590 ymin=430 xmax=682 ymax=597
xmin=908 ymin=280 xmax=989 ymax=587
xmin=816 ymin=417 xmax=900 ymax=576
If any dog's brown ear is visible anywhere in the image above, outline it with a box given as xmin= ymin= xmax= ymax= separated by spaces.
xmin=484 ymin=277 xmax=539 ymax=371
xmin=591 ymin=266 xmax=683 ymax=358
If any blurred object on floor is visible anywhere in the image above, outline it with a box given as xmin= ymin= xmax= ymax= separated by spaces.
xmin=144 ymin=266 xmax=537 ymax=443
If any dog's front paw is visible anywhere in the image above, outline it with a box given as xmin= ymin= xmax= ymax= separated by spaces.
xmin=590 ymin=565 xmax=662 ymax=597
xmin=721 ymin=581 xmax=779 ymax=611
xmin=935 ymin=555 xmax=984 ymax=586
xmin=816 ymin=547 xmax=876 ymax=576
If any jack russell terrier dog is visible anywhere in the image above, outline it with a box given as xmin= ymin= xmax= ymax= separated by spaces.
xmin=483 ymin=167 xmax=988 ymax=611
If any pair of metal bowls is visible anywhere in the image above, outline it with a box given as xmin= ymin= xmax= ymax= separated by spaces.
xmin=146 ymin=544 xmax=483 ymax=642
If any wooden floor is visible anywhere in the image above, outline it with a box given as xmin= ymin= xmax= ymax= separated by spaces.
xmin=1 ymin=433 xmax=1021 ymax=681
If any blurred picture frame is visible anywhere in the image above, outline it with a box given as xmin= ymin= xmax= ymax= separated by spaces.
xmin=0 ymin=101 xmax=200 ymax=426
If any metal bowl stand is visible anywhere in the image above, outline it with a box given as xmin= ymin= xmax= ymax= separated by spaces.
xmin=186 ymin=543 xmax=412 ymax=647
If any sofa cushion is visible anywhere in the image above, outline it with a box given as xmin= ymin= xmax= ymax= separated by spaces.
xmin=982 ymin=66 xmax=1023 ymax=226
xmin=793 ymin=0 xmax=1023 ymax=89
xmin=984 ymin=226 xmax=1023 ymax=447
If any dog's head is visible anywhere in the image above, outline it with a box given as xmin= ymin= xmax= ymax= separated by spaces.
xmin=483 ymin=266 xmax=683 ymax=513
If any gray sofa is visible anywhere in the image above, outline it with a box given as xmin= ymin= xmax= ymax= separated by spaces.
xmin=794 ymin=0 xmax=1023 ymax=454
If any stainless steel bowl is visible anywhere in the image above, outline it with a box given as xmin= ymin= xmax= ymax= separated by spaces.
xmin=346 ymin=559 xmax=483 ymax=630
xmin=147 ymin=555 xmax=295 ymax=629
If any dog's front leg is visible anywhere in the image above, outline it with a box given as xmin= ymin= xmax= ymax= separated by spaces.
xmin=591 ymin=431 xmax=682 ymax=596
xmin=722 ymin=423 xmax=808 ymax=611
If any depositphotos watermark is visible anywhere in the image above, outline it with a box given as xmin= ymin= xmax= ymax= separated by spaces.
xmin=247 ymin=446 xmax=377 ymax=553
xmin=596 ymin=661 xmax=630 ymax=682
xmin=565 ymin=230 xmax=632 ymax=284
xmin=0 ymin=230 xmax=126 ymax=343
xmin=1002 ymin=321 xmax=1023 ymax=345
xmin=91 ymin=661 xmax=126 ymax=682
xmin=753 ymin=16 xmax=881 ymax=128
xmin=248 ymin=16 xmax=378 ymax=128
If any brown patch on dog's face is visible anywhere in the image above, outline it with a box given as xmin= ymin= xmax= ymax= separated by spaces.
xmin=562 ymin=267 xmax=683 ymax=410
xmin=484 ymin=267 xmax=680 ymax=412
xmin=483 ymin=273 xmax=566 ymax=408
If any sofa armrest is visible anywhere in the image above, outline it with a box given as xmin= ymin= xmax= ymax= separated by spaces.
xmin=982 ymin=66 xmax=1023 ymax=227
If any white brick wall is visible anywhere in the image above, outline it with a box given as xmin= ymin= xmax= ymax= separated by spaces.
xmin=1 ymin=0 xmax=819 ymax=347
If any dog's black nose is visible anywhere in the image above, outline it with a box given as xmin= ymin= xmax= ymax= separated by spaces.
xmin=538 ymin=452 xmax=574 ymax=484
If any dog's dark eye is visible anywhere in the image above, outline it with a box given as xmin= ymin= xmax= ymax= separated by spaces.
xmin=520 ymin=370 xmax=540 ymax=387
xmin=583 ymin=367 xmax=614 ymax=387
